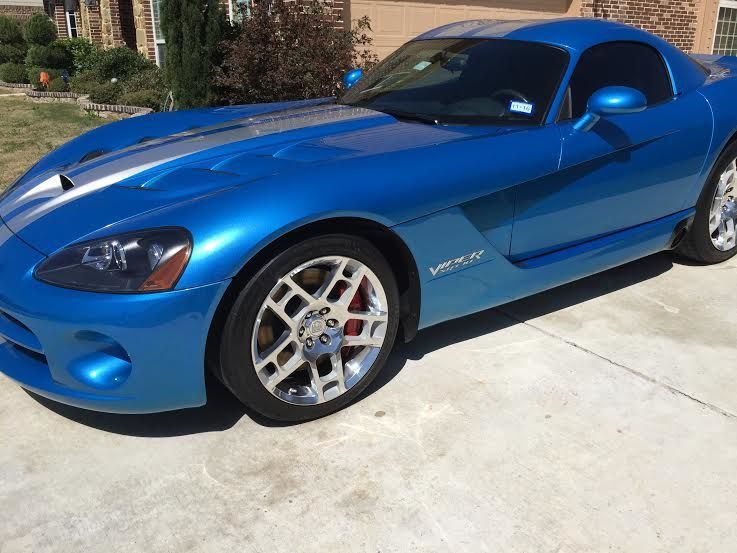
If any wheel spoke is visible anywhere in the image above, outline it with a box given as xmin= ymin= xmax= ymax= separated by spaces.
xmin=344 ymin=334 xmax=385 ymax=347
xmin=717 ymin=171 xmax=730 ymax=199
xmin=343 ymin=321 xmax=386 ymax=347
xmin=725 ymin=218 xmax=736 ymax=249
xmin=329 ymin=353 xmax=347 ymax=393
xmin=345 ymin=310 xmax=388 ymax=324
xmin=333 ymin=266 xmax=368 ymax=308
xmin=710 ymin=211 xmax=722 ymax=234
xmin=254 ymin=331 xmax=294 ymax=369
xmin=316 ymin=258 xmax=349 ymax=301
xmin=264 ymin=277 xmax=312 ymax=331
xmin=307 ymin=361 xmax=325 ymax=402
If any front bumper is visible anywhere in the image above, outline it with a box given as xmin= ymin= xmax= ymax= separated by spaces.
xmin=0 ymin=223 xmax=230 ymax=413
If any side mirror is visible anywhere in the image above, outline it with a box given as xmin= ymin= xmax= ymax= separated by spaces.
xmin=343 ymin=68 xmax=363 ymax=90
xmin=573 ymin=86 xmax=647 ymax=132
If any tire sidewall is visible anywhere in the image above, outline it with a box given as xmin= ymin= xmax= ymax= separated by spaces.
xmin=219 ymin=234 xmax=400 ymax=421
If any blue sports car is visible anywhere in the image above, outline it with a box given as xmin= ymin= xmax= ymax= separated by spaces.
xmin=1 ymin=18 xmax=736 ymax=420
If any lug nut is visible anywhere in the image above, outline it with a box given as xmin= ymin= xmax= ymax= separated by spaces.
xmin=299 ymin=327 xmax=305 ymax=337
xmin=305 ymin=338 xmax=314 ymax=348
xmin=327 ymin=319 xmax=337 ymax=328
xmin=319 ymin=334 xmax=330 ymax=345
xmin=319 ymin=307 xmax=331 ymax=315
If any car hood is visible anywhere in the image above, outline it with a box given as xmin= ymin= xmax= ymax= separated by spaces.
xmin=0 ymin=102 xmax=485 ymax=255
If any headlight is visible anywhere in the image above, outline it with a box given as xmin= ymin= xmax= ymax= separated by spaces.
xmin=35 ymin=228 xmax=192 ymax=293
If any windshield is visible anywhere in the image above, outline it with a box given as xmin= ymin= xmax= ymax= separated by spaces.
xmin=340 ymin=38 xmax=569 ymax=125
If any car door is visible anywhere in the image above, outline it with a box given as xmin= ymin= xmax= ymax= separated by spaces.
xmin=510 ymin=41 xmax=713 ymax=260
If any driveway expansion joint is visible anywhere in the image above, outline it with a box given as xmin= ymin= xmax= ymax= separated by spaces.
xmin=496 ymin=307 xmax=737 ymax=420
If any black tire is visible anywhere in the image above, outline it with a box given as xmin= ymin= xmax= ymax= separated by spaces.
xmin=217 ymin=234 xmax=400 ymax=422
xmin=677 ymin=141 xmax=737 ymax=263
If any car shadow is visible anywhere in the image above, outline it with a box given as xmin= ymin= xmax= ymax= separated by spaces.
xmin=27 ymin=252 xmax=676 ymax=437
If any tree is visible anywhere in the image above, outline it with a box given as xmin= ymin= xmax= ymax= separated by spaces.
xmin=0 ymin=15 xmax=23 ymax=45
xmin=160 ymin=0 xmax=228 ymax=109
xmin=23 ymin=13 xmax=57 ymax=46
xmin=215 ymin=0 xmax=377 ymax=105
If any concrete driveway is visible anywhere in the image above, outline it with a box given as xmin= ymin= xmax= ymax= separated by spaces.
xmin=2 ymin=252 xmax=736 ymax=553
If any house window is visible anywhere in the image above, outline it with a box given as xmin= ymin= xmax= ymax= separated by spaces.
xmin=714 ymin=1 xmax=737 ymax=56
xmin=230 ymin=0 xmax=251 ymax=22
xmin=66 ymin=11 xmax=78 ymax=38
xmin=150 ymin=0 xmax=166 ymax=66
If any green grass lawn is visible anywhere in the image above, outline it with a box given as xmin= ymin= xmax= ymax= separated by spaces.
xmin=0 ymin=87 xmax=22 ymax=95
xmin=0 ymin=96 xmax=106 ymax=190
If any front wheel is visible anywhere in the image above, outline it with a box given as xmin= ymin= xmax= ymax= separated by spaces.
xmin=677 ymin=142 xmax=737 ymax=263
xmin=217 ymin=235 xmax=400 ymax=421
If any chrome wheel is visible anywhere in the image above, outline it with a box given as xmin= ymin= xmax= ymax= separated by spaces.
xmin=710 ymin=158 xmax=737 ymax=251
xmin=251 ymin=256 xmax=389 ymax=405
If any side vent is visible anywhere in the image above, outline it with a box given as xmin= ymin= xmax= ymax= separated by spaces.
xmin=59 ymin=175 xmax=75 ymax=191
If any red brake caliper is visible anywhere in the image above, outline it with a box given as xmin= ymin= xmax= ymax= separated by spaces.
xmin=336 ymin=281 xmax=367 ymax=357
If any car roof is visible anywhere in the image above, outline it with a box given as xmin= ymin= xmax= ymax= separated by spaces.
xmin=414 ymin=17 xmax=709 ymax=103
xmin=414 ymin=18 xmax=662 ymax=53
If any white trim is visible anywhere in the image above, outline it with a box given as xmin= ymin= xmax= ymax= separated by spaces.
xmin=148 ymin=0 xmax=164 ymax=66
xmin=720 ymin=0 xmax=737 ymax=9
xmin=65 ymin=10 xmax=77 ymax=38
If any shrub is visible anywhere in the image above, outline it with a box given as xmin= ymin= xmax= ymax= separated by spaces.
xmin=55 ymin=37 xmax=98 ymax=73
xmin=119 ymin=89 xmax=165 ymax=111
xmin=23 ymin=14 xmax=57 ymax=46
xmin=161 ymin=0 xmax=228 ymax=108
xmin=64 ymin=47 xmax=165 ymax=110
xmin=48 ymin=77 xmax=69 ymax=92
xmin=0 ymin=62 xmax=28 ymax=83
xmin=27 ymin=66 xmax=62 ymax=88
xmin=216 ymin=0 xmax=378 ymax=105
xmin=25 ymin=44 xmax=73 ymax=70
xmin=91 ymin=47 xmax=152 ymax=81
xmin=88 ymin=81 xmax=122 ymax=105
xmin=121 ymin=66 xmax=167 ymax=93
xmin=0 ymin=43 xmax=26 ymax=64
xmin=0 ymin=15 xmax=23 ymax=44
xmin=69 ymin=70 xmax=100 ymax=94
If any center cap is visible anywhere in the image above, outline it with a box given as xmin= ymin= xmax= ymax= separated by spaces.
xmin=309 ymin=319 xmax=326 ymax=335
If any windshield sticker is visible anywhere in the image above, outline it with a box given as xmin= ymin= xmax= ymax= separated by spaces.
xmin=413 ymin=61 xmax=432 ymax=71
xmin=509 ymin=101 xmax=535 ymax=115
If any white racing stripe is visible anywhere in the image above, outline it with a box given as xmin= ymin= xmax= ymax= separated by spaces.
xmin=0 ymin=104 xmax=381 ymax=238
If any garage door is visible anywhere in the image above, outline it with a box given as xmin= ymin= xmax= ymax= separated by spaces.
xmin=350 ymin=0 xmax=576 ymax=58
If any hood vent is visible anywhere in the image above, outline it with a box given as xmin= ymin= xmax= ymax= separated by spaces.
xmin=79 ymin=150 xmax=107 ymax=163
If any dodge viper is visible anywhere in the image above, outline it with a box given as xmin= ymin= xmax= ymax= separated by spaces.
xmin=1 ymin=18 xmax=736 ymax=421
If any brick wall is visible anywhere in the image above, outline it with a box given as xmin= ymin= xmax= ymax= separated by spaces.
xmin=580 ymin=0 xmax=700 ymax=52
xmin=80 ymin=2 xmax=104 ymax=45
xmin=48 ymin=0 xmax=68 ymax=36
xmin=140 ymin=0 xmax=156 ymax=61
xmin=0 ymin=4 xmax=43 ymax=21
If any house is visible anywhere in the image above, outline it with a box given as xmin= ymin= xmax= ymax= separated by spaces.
xmin=349 ymin=0 xmax=736 ymax=58
xmin=1 ymin=0 xmax=736 ymax=64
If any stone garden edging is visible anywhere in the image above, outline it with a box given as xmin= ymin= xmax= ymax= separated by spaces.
xmin=0 ymin=80 xmax=33 ymax=89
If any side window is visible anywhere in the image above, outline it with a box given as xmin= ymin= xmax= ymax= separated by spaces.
xmin=564 ymin=42 xmax=673 ymax=120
